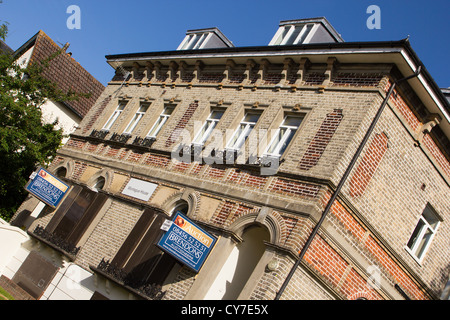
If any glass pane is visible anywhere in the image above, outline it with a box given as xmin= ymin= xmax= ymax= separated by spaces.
xmin=172 ymin=202 xmax=188 ymax=215
xmin=297 ymin=24 xmax=313 ymax=43
xmin=163 ymin=107 xmax=174 ymax=115
xmin=274 ymin=27 xmax=290 ymax=45
xmin=286 ymin=25 xmax=303 ymax=45
xmin=422 ymin=206 xmax=440 ymax=229
xmin=228 ymin=125 xmax=245 ymax=149
xmin=283 ymin=116 xmax=303 ymax=127
xmin=415 ymin=227 xmax=433 ymax=259
xmin=125 ymin=114 xmax=140 ymax=133
xmin=278 ymin=129 xmax=296 ymax=155
xmin=243 ymin=113 xmax=260 ymax=123
xmin=210 ymin=110 xmax=224 ymax=120
xmin=148 ymin=117 xmax=164 ymax=137
xmin=267 ymin=128 xmax=285 ymax=154
xmin=138 ymin=104 xmax=149 ymax=113
xmin=407 ymin=219 xmax=426 ymax=250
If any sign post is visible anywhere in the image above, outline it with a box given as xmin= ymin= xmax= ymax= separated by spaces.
xmin=157 ymin=212 xmax=217 ymax=273
xmin=25 ymin=167 xmax=70 ymax=208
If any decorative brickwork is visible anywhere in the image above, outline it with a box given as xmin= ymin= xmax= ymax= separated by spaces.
xmin=165 ymin=102 xmax=199 ymax=147
xmin=83 ymin=96 xmax=111 ymax=134
xmin=299 ymin=109 xmax=343 ymax=170
xmin=350 ymin=132 xmax=389 ymax=197
xmin=269 ymin=178 xmax=320 ymax=198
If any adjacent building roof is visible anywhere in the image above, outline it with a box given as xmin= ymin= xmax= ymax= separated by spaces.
xmin=0 ymin=39 xmax=13 ymax=54
xmin=14 ymin=30 xmax=105 ymax=118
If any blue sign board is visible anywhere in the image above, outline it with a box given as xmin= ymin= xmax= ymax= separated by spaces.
xmin=157 ymin=212 xmax=217 ymax=273
xmin=25 ymin=167 xmax=70 ymax=208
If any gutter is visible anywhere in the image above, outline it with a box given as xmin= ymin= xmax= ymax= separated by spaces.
xmin=274 ymin=66 xmax=422 ymax=300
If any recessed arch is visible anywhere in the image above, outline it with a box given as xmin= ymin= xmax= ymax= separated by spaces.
xmin=160 ymin=188 xmax=200 ymax=218
xmin=228 ymin=208 xmax=285 ymax=245
xmin=52 ymin=159 xmax=75 ymax=179
xmin=86 ymin=168 xmax=114 ymax=192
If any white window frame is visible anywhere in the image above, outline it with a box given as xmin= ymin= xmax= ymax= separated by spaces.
xmin=146 ymin=106 xmax=174 ymax=138
xmin=226 ymin=112 xmax=261 ymax=151
xmin=123 ymin=104 xmax=149 ymax=134
xmin=263 ymin=115 xmax=302 ymax=157
xmin=405 ymin=205 xmax=441 ymax=263
xmin=102 ymin=103 xmax=126 ymax=131
xmin=192 ymin=109 xmax=224 ymax=146
xmin=269 ymin=23 xmax=317 ymax=46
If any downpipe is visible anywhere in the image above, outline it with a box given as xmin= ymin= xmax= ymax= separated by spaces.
xmin=274 ymin=67 xmax=422 ymax=300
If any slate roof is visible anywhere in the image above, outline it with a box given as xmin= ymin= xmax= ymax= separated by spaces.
xmin=15 ymin=30 xmax=105 ymax=118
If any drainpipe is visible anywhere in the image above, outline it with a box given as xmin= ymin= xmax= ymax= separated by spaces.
xmin=274 ymin=66 xmax=422 ymax=300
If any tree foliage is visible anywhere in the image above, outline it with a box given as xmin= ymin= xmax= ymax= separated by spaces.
xmin=0 ymin=23 xmax=84 ymax=221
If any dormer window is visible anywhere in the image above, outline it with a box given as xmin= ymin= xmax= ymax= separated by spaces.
xmin=270 ymin=24 xmax=315 ymax=46
xmin=177 ymin=27 xmax=234 ymax=50
xmin=269 ymin=18 xmax=344 ymax=46
xmin=179 ymin=33 xmax=209 ymax=50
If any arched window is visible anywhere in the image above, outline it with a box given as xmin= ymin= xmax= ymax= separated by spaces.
xmin=171 ymin=201 xmax=189 ymax=215
xmin=92 ymin=176 xmax=106 ymax=191
xmin=55 ymin=167 xmax=67 ymax=178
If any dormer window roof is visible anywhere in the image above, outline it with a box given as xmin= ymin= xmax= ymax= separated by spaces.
xmin=177 ymin=27 xmax=234 ymax=50
xmin=269 ymin=17 xmax=344 ymax=46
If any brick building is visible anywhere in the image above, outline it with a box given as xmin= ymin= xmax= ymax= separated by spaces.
xmin=5 ymin=18 xmax=449 ymax=300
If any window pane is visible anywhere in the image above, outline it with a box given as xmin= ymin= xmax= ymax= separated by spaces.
xmin=163 ymin=106 xmax=175 ymax=115
xmin=54 ymin=188 xmax=96 ymax=240
xmin=210 ymin=110 xmax=224 ymax=120
xmin=297 ymin=24 xmax=313 ymax=43
xmin=284 ymin=116 xmax=303 ymax=127
xmin=228 ymin=124 xmax=245 ymax=149
xmin=267 ymin=128 xmax=285 ymax=154
xmin=407 ymin=219 xmax=426 ymax=250
xmin=415 ymin=228 xmax=433 ymax=259
xmin=147 ymin=117 xmax=164 ymax=137
xmin=243 ymin=113 xmax=260 ymax=123
xmin=278 ymin=129 xmax=296 ymax=155
xmin=103 ymin=104 xmax=125 ymax=130
xmin=422 ymin=206 xmax=440 ymax=229
xmin=286 ymin=25 xmax=303 ymax=45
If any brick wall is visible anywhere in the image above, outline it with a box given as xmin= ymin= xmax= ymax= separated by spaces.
xmin=349 ymin=132 xmax=389 ymax=197
xmin=299 ymin=109 xmax=344 ymax=170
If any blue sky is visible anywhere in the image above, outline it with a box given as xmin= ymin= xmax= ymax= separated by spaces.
xmin=1 ymin=0 xmax=449 ymax=88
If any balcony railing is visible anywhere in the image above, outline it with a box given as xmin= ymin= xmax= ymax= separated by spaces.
xmin=132 ymin=136 xmax=156 ymax=148
xmin=95 ymin=258 xmax=166 ymax=300
xmin=89 ymin=129 xmax=109 ymax=139
xmin=109 ymin=133 xmax=132 ymax=144
xmin=32 ymin=225 xmax=80 ymax=257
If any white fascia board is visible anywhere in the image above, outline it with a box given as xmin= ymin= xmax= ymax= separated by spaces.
xmin=107 ymin=47 xmax=404 ymax=66
xmin=400 ymin=49 xmax=450 ymax=123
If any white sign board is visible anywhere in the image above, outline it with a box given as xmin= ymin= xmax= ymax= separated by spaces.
xmin=160 ymin=219 xmax=173 ymax=231
xmin=121 ymin=178 xmax=157 ymax=201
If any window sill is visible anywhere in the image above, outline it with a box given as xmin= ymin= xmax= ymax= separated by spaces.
xmin=404 ymin=246 xmax=424 ymax=266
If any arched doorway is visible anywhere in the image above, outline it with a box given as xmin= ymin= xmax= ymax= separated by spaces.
xmin=204 ymin=225 xmax=270 ymax=300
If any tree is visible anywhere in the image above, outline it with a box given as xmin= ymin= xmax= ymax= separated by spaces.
xmin=0 ymin=23 xmax=87 ymax=221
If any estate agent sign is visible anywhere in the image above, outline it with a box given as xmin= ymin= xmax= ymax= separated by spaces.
xmin=25 ymin=167 xmax=70 ymax=208
xmin=157 ymin=212 xmax=217 ymax=273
